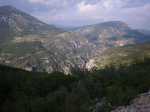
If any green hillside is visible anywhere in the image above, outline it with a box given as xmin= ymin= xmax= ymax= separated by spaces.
xmin=95 ymin=43 xmax=150 ymax=69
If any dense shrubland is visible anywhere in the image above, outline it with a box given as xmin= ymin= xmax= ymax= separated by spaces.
xmin=0 ymin=58 xmax=150 ymax=112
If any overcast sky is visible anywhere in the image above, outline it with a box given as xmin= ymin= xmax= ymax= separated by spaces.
xmin=0 ymin=0 xmax=150 ymax=29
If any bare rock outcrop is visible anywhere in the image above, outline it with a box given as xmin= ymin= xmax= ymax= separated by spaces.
xmin=112 ymin=91 xmax=150 ymax=112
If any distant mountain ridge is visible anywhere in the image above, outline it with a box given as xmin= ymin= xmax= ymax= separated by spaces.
xmin=0 ymin=5 xmax=150 ymax=73
xmin=73 ymin=21 xmax=150 ymax=46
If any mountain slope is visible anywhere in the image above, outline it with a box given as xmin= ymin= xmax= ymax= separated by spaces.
xmin=0 ymin=6 xmax=95 ymax=73
xmin=94 ymin=42 xmax=150 ymax=69
xmin=73 ymin=21 xmax=150 ymax=48
xmin=0 ymin=5 xmax=62 ymax=43
xmin=0 ymin=5 xmax=150 ymax=73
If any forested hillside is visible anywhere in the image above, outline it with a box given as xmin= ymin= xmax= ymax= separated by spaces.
xmin=0 ymin=58 xmax=150 ymax=112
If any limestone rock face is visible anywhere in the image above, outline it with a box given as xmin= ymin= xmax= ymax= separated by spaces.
xmin=112 ymin=91 xmax=150 ymax=112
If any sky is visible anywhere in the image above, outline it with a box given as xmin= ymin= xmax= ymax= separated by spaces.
xmin=0 ymin=0 xmax=150 ymax=29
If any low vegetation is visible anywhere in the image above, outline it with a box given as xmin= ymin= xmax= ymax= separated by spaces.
xmin=0 ymin=58 xmax=150 ymax=112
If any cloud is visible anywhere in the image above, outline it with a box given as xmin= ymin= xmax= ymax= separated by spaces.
xmin=78 ymin=2 xmax=97 ymax=14
xmin=74 ymin=0 xmax=150 ymax=29
xmin=121 ymin=3 xmax=150 ymax=29
xmin=77 ymin=0 xmax=127 ymax=16
xmin=28 ymin=0 xmax=49 ymax=4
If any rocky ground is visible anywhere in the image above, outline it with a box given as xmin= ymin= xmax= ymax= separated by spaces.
xmin=112 ymin=91 xmax=150 ymax=112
